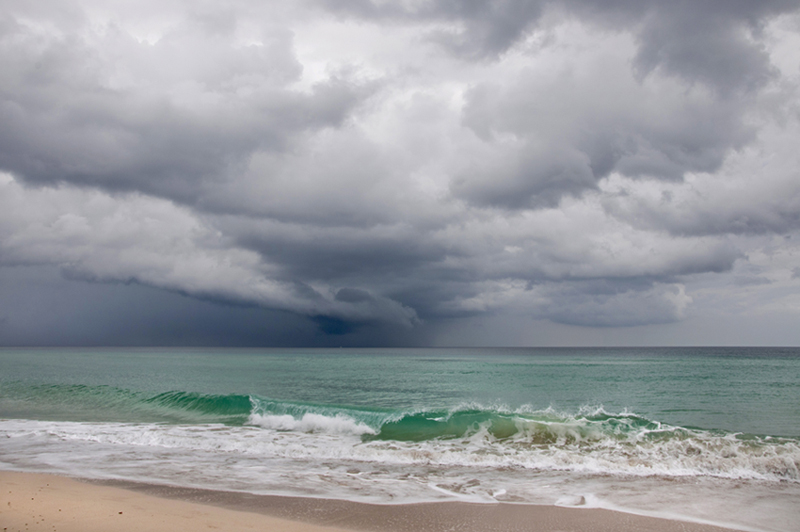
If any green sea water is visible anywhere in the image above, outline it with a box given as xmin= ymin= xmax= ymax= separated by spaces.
xmin=1 ymin=346 xmax=798 ymax=436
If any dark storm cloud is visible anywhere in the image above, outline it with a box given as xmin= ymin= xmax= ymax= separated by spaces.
xmin=0 ymin=0 xmax=798 ymax=344
xmin=313 ymin=0 xmax=545 ymax=60
xmin=0 ymin=9 xmax=370 ymax=203
xmin=216 ymin=203 xmax=742 ymax=330
xmin=0 ymin=265 xmax=318 ymax=347
xmin=0 ymin=177 xmax=420 ymax=333
xmin=3 ymin=0 xmax=793 ymax=209
xmin=315 ymin=0 xmax=797 ymax=91
xmin=316 ymin=0 xmax=798 ymax=210
xmin=4 ymin=0 xmax=795 ymax=206
xmin=541 ymin=279 xmax=692 ymax=327
xmin=600 ymin=126 xmax=800 ymax=238
xmin=443 ymin=0 xmax=797 ymax=210
xmin=569 ymin=0 xmax=796 ymax=94
xmin=453 ymin=74 xmax=755 ymax=209
xmin=606 ymin=191 xmax=800 ymax=237
xmin=228 ymin=219 xmax=448 ymax=282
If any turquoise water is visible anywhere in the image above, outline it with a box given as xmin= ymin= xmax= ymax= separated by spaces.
xmin=2 ymin=347 xmax=798 ymax=435
xmin=1 ymin=347 xmax=799 ymax=531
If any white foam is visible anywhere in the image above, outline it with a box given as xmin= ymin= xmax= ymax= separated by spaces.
xmin=1 ymin=418 xmax=799 ymax=532
xmin=554 ymin=493 xmax=605 ymax=508
xmin=4 ymin=415 xmax=798 ymax=482
xmin=248 ymin=412 xmax=376 ymax=436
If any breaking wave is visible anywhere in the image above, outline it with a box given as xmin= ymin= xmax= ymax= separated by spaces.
xmin=2 ymin=383 xmax=799 ymax=481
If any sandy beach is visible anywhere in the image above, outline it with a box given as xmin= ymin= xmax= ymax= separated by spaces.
xmin=0 ymin=471 xmax=740 ymax=532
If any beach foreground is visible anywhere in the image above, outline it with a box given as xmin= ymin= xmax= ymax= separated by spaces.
xmin=1 ymin=471 xmax=738 ymax=532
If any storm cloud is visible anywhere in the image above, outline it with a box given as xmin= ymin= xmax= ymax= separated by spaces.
xmin=1 ymin=0 xmax=799 ymax=346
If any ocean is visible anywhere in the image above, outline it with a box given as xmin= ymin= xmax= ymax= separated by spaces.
xmin=1 ymin=347 xmax=798 ymax=531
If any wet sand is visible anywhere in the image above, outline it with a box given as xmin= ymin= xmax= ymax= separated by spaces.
xmin=0 ymin=471 xmax=738 ymax=532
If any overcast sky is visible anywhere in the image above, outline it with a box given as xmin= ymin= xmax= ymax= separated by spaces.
xmin=1 ymin=0 xmax=800 ymax=347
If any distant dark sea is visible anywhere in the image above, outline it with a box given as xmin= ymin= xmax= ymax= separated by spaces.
xmin=1 ymin=347 xmax=798 ymax=531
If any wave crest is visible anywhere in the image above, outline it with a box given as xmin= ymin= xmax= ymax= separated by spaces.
xmin=248 ymin=412 xmax=376 ymax=436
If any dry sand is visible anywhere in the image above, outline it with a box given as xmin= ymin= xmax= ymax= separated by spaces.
xmin=1 ymin=471 xmax=738 ymax=532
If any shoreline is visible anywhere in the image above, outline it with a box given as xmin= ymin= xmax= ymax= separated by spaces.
xmin=1 ymin=471 xmax=741 ymax=532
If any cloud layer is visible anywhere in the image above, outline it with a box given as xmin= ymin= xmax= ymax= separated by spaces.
xmin=1 ymin=0 xmax=800 ymax=345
